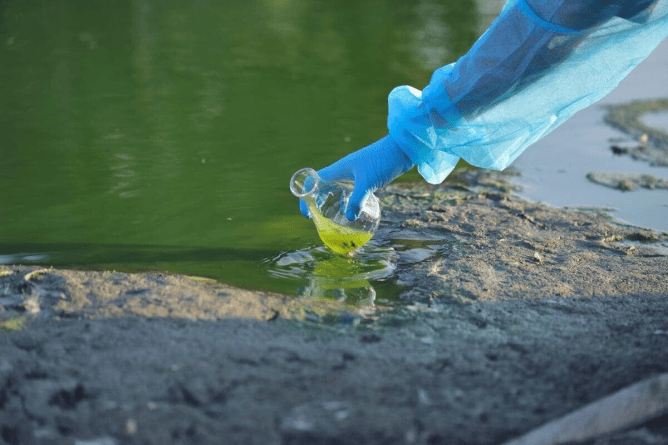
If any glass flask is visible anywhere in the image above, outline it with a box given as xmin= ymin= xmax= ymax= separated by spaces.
xmin=290 ymin=168 xmax=380 ymax=255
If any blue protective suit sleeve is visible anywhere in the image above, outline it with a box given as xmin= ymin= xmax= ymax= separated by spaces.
xmin=388 ymin=0 xmax=668 ymax=184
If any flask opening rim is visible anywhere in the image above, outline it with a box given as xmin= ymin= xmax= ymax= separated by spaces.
xmin=290 ymin=168 xmax=319 ymax=198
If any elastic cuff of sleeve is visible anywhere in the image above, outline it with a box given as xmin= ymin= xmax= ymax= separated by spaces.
xmin=422 ymin=64 xmax=466 ymax=127
xmin=387 ymin=86 xmax=460 ymax=184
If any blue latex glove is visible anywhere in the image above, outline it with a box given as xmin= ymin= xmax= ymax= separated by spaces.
xmin=300 ymin=135 xmax=414 ymax=221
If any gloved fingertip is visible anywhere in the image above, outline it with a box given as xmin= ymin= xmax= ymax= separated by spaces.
xmin=299 ymin=199 xmax=311 ymax=219
xmin=345 ymin=202 xmax=361 ymax=221
xmin=346 ymin=184 xmax=370 ymax=221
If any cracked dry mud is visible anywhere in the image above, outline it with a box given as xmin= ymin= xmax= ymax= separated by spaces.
xmin=1 ymin=170 xmax=668 ymax=445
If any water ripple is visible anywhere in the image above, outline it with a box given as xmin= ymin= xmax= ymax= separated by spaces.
xmin=266 ymin=243 xmax=397 ymax=305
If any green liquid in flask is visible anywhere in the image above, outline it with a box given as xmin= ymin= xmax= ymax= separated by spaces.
xmin=290 ymin=167 xmax=379 ymax=255
xmin=311 ymin=208 xmax=373 ymax=255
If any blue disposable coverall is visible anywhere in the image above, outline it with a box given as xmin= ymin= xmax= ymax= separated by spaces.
xmin=303 ymin=0 xmax=668 ymax=220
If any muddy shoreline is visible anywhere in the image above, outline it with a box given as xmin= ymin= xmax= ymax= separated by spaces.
xmin=2 ymin=170 xmax=668 ymax=445
xmin=604 ymin=98 xmax=668 ymax=166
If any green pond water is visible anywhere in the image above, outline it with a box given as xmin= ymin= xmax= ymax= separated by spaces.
xmin=1 ymin=0 xmax=500 ymax=297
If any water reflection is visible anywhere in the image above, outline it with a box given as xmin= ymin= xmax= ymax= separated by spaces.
xmin=268 ymin=244 xmax=397 ymax=305
xmin=0 ymin=253 xmax=49 ymax=264
xmin=297 ymin=255 xmax=377 ymax=305
xmin=642 ymin=109 xmax=668 ymax=130
xmin=473 ymin=0 xmax=505 ymax=34
xmin=411 ymin=1 xmax=451 ymax=71
xmin=407 ymin=0 xmax=504 ymax=73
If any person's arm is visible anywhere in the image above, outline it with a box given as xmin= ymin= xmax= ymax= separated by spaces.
xmin=305 ymin=0 xmax=666 ymax=220
xmin=430 ymin=0 xmax=655 ymax=121
xmin=389 ymin=0 xmax=666 ymax=184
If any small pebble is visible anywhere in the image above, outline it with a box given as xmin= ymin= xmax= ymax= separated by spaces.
xmin=125 ymin=418 xmax=137 ymax=435
xmin=417 ymin=388 xmax=431 ymax=405
xmin=533 ymin=252 xmax=543 ymax=264
xmin=420 ymin=336 xmax=433 ymax=345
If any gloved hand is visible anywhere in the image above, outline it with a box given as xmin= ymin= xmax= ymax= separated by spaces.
xmin=300 ymin=135 xmax=414 ymax=221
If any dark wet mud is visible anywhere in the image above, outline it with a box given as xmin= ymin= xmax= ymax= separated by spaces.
xmin=604 ymin=98 xmax=668 ymax=166
xmin=586 ymin=171 xmax=668 ymax=191
xmin=379 ymin=170 xmax=668 ymax=304
xmin=2 ymin=170 xmax=668 ymax=445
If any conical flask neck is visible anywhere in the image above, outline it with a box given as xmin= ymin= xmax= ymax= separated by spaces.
xmin=290 ymin=168 xmax=320 ymax=198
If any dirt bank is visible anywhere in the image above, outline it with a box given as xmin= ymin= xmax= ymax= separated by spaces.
xmin=604 ymin=98 xmax=668 ymax=166
xmin=1 ymin=170 xmax=668 ymax=445
xmin=586 ymin=171 xmax=668 ymax=191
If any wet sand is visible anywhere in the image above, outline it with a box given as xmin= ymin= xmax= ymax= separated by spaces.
xmin=1 ymin=170 xmax=668 ymax=445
